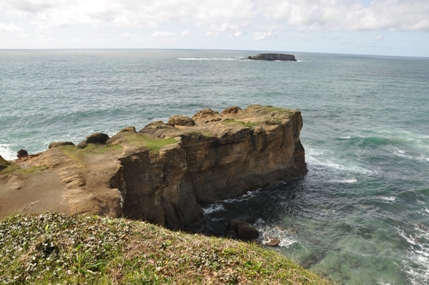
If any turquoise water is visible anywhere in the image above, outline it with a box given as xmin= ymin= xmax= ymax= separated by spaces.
xmin=1 ymin=50 xmax=428 ymax=284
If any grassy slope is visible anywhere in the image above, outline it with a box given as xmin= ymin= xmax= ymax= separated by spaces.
xmin=0 ymin=213 xmax=332 ymax=285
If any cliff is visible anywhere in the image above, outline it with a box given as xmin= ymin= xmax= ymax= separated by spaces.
xmin=0 ymin=105 xmax=307 ymax=229
xmin=248 ymin=53 xmax=297 ymax=61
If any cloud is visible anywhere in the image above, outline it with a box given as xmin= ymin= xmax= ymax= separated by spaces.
xmin=0 ymin=0 xmax=428 ymax=40
xmin=256 ymin=0 xmax=429 ymax=31
xmin=254 ymin=31 xmax=273 ymax=40
xmin=180 ymin=29 xmax=191 ymax=36
xmin=150 ymin=31 xmax=177 ymax=38
xmin=0 ymin=22 xmax=25 ymax=35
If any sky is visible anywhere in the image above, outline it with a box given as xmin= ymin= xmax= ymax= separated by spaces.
xmin=0 ymin=0 xmax=428 ymax=57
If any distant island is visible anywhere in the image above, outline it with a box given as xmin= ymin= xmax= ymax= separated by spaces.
xmin=248 ymin=53 xmax=297 ymax=61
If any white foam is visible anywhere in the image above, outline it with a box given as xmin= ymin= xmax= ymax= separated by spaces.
xmin=0 ymin=144 xmax=16 ymax=160
xmin=255 ymin=219 xmax=297 ymax=248
xmin=178 ymin=57 xmax=239 ymax=61
xmin=328 ymin=178 xmax=357 ymax=183
xmin=397 ymin=226 xmax=429 ymax=284
xmin=202 ymin=203 xmax=225 ymax=215
xmin=380 ymin=196 xmax=396 ymax=202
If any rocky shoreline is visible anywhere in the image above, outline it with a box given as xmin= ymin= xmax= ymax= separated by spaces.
xmin=0 ymin=105 xmax=307 ymax=232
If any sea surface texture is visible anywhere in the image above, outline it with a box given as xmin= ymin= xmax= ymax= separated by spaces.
xmin=1 ymin=49 xmax=428 ymax=285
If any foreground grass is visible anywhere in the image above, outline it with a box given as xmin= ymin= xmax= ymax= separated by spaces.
xmin=0 ymin=213 xmax=332 ymax=285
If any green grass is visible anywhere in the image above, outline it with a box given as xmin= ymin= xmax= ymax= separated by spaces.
xmin=120 ymin=133 xmax=178 ymax=153
xmin=257 ymin=106 xmax=296 ymax=117
xmin=0 ymin=213 xmax=333 ymax=285
xmin=222 ymin=119 xmax=259 ymax=130
xmin=0 ymin=165 xmax=48 ymax=176
xmin=60 ymin=144 xmax=122 ymax=162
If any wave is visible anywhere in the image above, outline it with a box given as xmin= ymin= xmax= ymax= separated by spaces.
xmin=397 ymin=226 xmax=429 ymax=284
xmin=202 ymin=203 xmax=225 ymax=215
xmin=0 ymin=144 xmax=16 ymax=160
xmin=254 ymin=219 xmax=297 ymax=248
xmin=328 ymin=178 xmax=358 ymax=183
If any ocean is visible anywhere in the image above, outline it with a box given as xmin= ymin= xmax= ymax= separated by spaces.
xmin=1 ymin=49 xmax=428 ymax=285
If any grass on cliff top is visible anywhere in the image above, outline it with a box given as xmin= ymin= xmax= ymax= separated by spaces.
xmin=120 ymin=133 xmax=178 ymax=153
xmin=0 ymin=213 xmax=333 ymax=285
xmin=60 ymin=144 xmax=122 ymax=162
xmin=0 ymin=164 xmax=48 ymax=176
xmin=256 ymin=106 xmax=297 ymax=117
xmin=222 ymin=119 xmax=259 ymax=130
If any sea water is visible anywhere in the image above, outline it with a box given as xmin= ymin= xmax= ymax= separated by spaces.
xmin=1 ymin=49 xmax=428 ymax=284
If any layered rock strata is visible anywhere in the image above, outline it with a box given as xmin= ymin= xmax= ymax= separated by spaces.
xmin=0 ymin=105 xmax=307 ymax=230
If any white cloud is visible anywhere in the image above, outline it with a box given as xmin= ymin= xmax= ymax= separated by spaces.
xmin=150 ymin=31 xmax=177 ymax=38
xmin=0 ymin=23 xmax=25 ymax=35
xmin=254 ymin=31 xmax=273 ymax=40
xmin=0 ymin=0 xmax=428 ymax=45
xmin=256 ymin=0 xmax=429 ymax=31
xmin=180 ymin=29 xmax=191 ymax=36
xmin=123 ymin=32 xmax=142 ymax=41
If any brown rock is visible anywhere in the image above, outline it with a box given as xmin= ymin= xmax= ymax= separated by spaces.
xmin=227 ymin=218 xmax=260 ymax=240
xmin=221 ymin=106 xmax=242 ymax=115
xmin=265 ymin=238 xmax=281 ymax=247
xmin=0 ymin=104 xmax=307 ymax=230
xmin=48 ymin=141 xmax=75 ymax=149
xmin=167 ymin=115 xmax=195 ymax=126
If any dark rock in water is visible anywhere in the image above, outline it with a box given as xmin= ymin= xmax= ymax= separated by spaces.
xmin=248 ymin=53 xmax=297 ymax=61
xmin=48 ymin=141 xmax=75 ymax=149
xmin=227 ymin=218 xmax=260 ymax=240
xmin=17 ymin=149 xmax=28 ymax=158
xmin=167 ymin=115 xmax=195 ymax=127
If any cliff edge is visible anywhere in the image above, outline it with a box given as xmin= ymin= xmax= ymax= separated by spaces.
xmin=0 ymin=105 xmax=307 ymax=229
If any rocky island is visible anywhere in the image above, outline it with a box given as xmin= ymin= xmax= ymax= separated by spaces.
xmin=0 ymin=105 xmax=306 ymax=230
xmin=248 ymin=53 xmax=297 ymax=61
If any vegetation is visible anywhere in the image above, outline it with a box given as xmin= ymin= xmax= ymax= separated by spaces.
xmin=120 ymin=133 xmax=178 ymax=153
xmin=257 ymin=106 xmax=296 ymax=117
xmin=222 ymin=119 xmax=259 ymax=130
xmin=60 ymin=144 xmax=122 ymax=162
xmin=0 ymin=164 xmax=48 ymax=176
xmin=0 ymin=213 xmax=333 ymax=285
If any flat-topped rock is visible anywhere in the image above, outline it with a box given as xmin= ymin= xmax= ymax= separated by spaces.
xmin=0 ymin=104 xmax=307 ymax=230
xmin=248 ymin=53 xmax=297 ymax=61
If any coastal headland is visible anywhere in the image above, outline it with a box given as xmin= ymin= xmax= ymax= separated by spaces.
xmin=0 ymin=105 xmax=307 ymax=230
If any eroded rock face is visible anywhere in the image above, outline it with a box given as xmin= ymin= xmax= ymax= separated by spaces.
xmin=0 ymin=105 xmax=307 ymax=230
xmin=248 ymin=53 xmax=297 ymax=61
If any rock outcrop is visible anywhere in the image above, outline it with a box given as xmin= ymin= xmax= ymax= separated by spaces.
xmin=227 ymin=218 xmax=260 ymax=240
xmin=0 ymin=105 xmax=307 ymax=230
xmin=248 ymin=53 xmax=297 ymax=61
